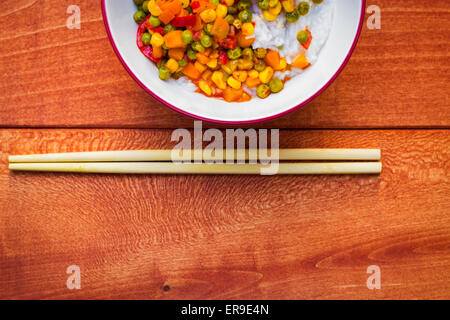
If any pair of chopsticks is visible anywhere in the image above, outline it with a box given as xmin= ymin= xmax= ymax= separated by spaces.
xmin=8 ymin=149 xmax=382 ymax=175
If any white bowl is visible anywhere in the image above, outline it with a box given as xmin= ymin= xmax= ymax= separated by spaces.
xmin=102 ymin=0 xmax=365 ymax=124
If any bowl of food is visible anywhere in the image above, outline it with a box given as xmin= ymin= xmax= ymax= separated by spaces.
xmin=102 ymin=0 xmax=365 ymax=124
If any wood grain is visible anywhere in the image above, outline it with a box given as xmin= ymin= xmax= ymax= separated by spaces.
xmin=0 ymin=0 xmax=449 ymax=128
xmin=0 ymin=129 xmax=449 ymax=299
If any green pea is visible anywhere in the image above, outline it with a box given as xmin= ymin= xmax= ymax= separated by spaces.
xmin=268 ymin=0 xmax=279 ymax=8
xmin=192 ymin=41 xmax=205 ymax=52
xmin=200 ymin=34 xmax=213 ymax=48
xmin=178 ymin=59 xmax=188 ymax=67
xmin=227 ymin=47 xmax=242 ymax=60
xmin=286 ymin=9 xmax=300 ymax=23
xmin=182 ymin=30 xmax=193 ymax=44
xmin=298 ymin=1 xmax=310 ymax=15
xmin=312 ymin=0 xmax=324 ymax=4
xmin=225 ymin=14 xmax=235 ymax=25
xmin=142 ymin=1 xmax=150 ymax=13
xmin=258 ymin=0 xmax=269 ymax=10
xmin=237 ymin=0 xmax=251 ymax=11
xmin=254 ymin=47 xmax=267 ymax=59
xmin=269 ymin=78 xmax=283 ymax=93
xmin=186 ymin=6 xmax=193 ymax=14
xmin=134 ymin=0 xmax=144 ymax=6
xmin=159 ymin=66 xmax=171 ymax=80
xmin=242 ymin=48 xmax=253 ymax=60
xmin=141 ymin=32 xmax=151 ymax=46
xmin=164 ymin=24 xmax=175 ymax=33
xmin=238 ymin=9 xmax=252 ymax=22
xmin=149 ymin=16 xmax=161 ymax=27
xmin=156 ymin=59 xmax=167 ymax=69
xmin=256 ymin=84 xmax=271 ymax=99
xmin=297 ymin=30 xmax=309 ymax=44
xmin=134 ymin=10 xmax=147 ymax=24
xmin=254 ymin=60 xmax=266 ymax=72
xmin=210 ymin=0 xmax=220 ymax=5
xmin=228 ymin=6 xmax=237 ymax=15
xmin=162 ymin=43 xmax=169 ymax=50
xmin=187 ymin=48 xmax=197 ymax=60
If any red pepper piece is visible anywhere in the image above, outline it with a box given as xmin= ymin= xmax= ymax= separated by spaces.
xmin=193 ymin=31 xmax=202 ymax=41
xmin=218 ymin=50 xmax=229 ymax=65
xmin=301 ymin=29 xmax=313 ymax=50
xmin=147 ymin=26 xmax=165 ymax=35
xmin=216 ymin=35 xmax=236 ymax=49
xmin=171 ymin=15 xmax=197 ymax=27
xmin=190 ymin=1 xmax=200 ymax=10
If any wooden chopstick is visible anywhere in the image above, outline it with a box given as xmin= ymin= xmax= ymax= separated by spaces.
xmin=8 ymin=149 xmax=381 ymax=163
xmin=8 ymin=162 xmax=382 ymax=175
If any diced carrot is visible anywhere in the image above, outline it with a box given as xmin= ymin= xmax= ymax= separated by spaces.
xmin=202 ymin=70 xmax=212 ymax=81
xmin=168 ymin=48 xmax=185 ymax=60
xmin=291 ymin=53 xmax=310 ymax=69
xmin=211 ymin=17 xmax=230 ymax=39
xmin=157 ymin=0 xmax=182 ymax=24
xmin=163 ymin=30 xmax=185 ymax=48
xmin=194 ymin=61 xmax=207 ymax=73
xmin=264 ymin=49 xmax=280 ymax=69
xmin=192 ymin=0 xmax=215 ymax=13
xmin=196 ymin=53 xmax=210 ymax=64
xmin=153 ymin=45 xmax=163 ymax=59
xmin=245 ymin=76 xmax=261 ymax=88
xmin=223 ymin=87 xmax=243 ymax=102
xmin=182 ymin=62 xmax=202 ymax=79
xmin=236 ymin=31 xmax=255 ymax=48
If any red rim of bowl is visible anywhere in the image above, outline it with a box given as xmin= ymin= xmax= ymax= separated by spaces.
xmin=101 ymin=0 xmax=366 ymax=125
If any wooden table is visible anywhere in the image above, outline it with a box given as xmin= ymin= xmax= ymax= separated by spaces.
xmin=0 ymin=0 xmax=449 ymax=300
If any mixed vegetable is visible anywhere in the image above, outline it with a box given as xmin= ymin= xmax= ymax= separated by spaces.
xmin=133 ymin=0 xmax=323 ymax=102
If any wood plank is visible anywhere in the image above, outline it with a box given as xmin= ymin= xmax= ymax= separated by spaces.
xmin=0 ymin=0 xmax=449 ymax=128
xmin=0 ymin=129 xmax=449 ymax=299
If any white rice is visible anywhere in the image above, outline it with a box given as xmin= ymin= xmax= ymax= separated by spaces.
xmin=177 ymin=0 xmax=336 ymax=94
xmin=252 ymin=0 xmax=335 ymax=79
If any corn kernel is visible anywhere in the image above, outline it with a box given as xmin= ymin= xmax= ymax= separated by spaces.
xmin=216 ymin=4 xmax=228 ymax=19
xmin=166 ymin=58 xmax=179 ymax=73
xmin=148 ymin=0 xmax=162 ymax=16
xmin=200 ymin=9 xmax=217 ymax=23
xmin=241 ymin=23 xmax=255 ymax=37
xmin=276 ymin=58 xmax=287 ymax=71
xmin=269 ymin=2 xmax=282 ymax=15
xmin=180 ymin=0 xmax=190 ymax=9
xmin=199 ymin=80 xmax=212 ymax=96
xmin=233 ymin=19 xmax=242 ymax=29
xmin=259 ymin=66 xmax=274 ymax=83
xmin=281 ymin=0 xmax=295 ymax=13
xmin=224 ymin=0 xmax=234 ymax=6
xmin=237 ymin=59 xmax=253 ymax=70
xmin=262 ymin=10 xmax=277 ymax=21
xmin=232 ymin=70 xmax=248 ymax=82
xmin=212 ymin=71 xmax=227 ymax=89
xmin=207 ymin=58 xmax=218 ymax=69
xmin=194 ymin=61 xmax=207 ymax=73
xmin=227 ymin=76 xmax=241 ymax=89
xmin=248 ymin=70 xmax=259 ymax=78
xmin=150 ymin=33 xmax=164 ymax=47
